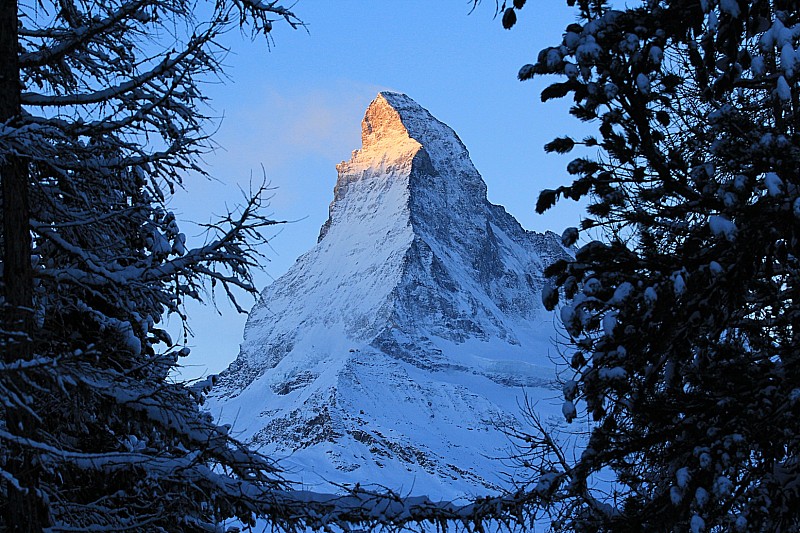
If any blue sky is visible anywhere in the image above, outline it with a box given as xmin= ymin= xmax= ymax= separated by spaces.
xmin=171 ymin=0 xmax=588 ymax=380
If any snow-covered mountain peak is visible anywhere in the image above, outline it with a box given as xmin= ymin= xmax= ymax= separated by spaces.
xmin=357 ymin=92 xmax=471 ymax=167
xmin=331 ymin=92 xmax=484 ymax=210
xmin=359 ymin=92 xmax=419 ymax=151
xmin=366 ymin=92 xmax=479 ymax=176
xmin=209 ymin=93 xmax=570 ymax=500
xmin=322 ymin=92 xmax=487 ymax=245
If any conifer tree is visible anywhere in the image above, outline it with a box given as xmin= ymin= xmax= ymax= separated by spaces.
xmin=0 ymin=1 xmax=309 ymax=529
xmin=500 ymin=0 xmax=800 ymax=529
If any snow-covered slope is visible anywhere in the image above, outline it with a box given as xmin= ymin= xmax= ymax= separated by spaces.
xmin=208 ymin=92 xmax=570 ymax=500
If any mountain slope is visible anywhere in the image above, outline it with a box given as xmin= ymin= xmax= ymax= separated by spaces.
xmin=208 ymin=92 xmax=569 ymax=499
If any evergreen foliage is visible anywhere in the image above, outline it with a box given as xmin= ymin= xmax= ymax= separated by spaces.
xmin=0 ymin=1 xmax=310 ymax=530
xmin=503 ymin=0 xmax=800 ymax=530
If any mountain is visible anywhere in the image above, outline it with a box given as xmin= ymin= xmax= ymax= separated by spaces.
xmin=207 ymin=92 xmax=570 ymax=500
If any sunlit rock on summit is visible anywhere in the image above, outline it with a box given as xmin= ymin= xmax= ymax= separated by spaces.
xmin=208 ymin=92 xmax=570 ymax=499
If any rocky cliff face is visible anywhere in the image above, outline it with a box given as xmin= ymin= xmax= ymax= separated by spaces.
xmin=208 ymin=92 xmax=570 ymax=499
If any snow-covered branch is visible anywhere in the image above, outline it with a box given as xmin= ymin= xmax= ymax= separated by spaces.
xmin=2 ymin=1 xmax=306 ymax=529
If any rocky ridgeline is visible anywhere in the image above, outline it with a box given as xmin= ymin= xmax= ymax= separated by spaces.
xmin=208 ymin=92 xmax=570 ymax=500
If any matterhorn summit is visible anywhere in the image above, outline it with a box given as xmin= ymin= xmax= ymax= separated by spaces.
xmin=208 ymin=92 xmax=569 ymax=499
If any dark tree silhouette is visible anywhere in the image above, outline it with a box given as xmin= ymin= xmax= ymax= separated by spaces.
xmin=0 ymin=1 xmax=311 ymax=529
xmin=498 ymin=0 xmax=800 ymax=530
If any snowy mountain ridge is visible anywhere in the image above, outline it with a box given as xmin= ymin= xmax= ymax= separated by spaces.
xmin=208 ymin=92 xmax=570 ymax=500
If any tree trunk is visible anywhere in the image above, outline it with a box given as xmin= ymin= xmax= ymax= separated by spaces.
xmin=0 ymin=0 xmax=29 ymax=334
xmin=1 ymin=0 xmax=47 ymax=529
